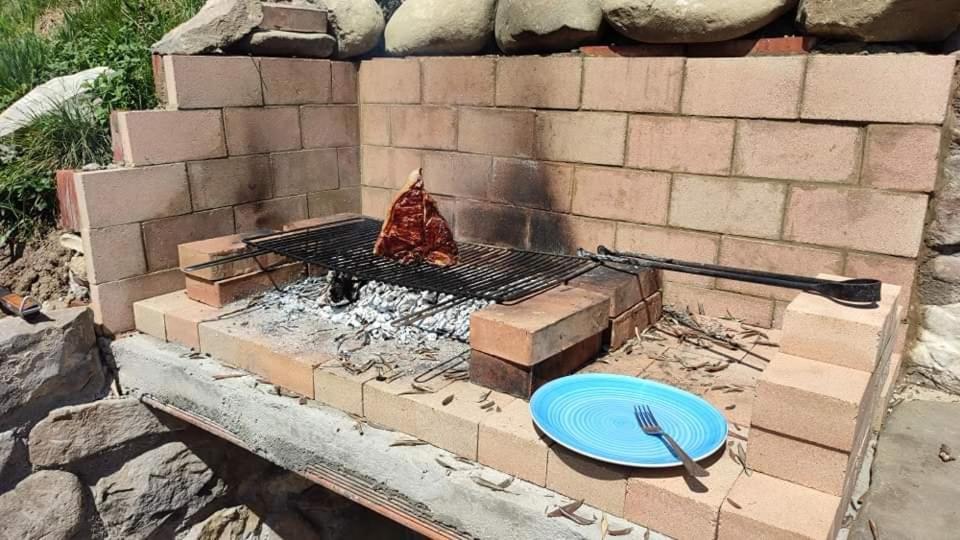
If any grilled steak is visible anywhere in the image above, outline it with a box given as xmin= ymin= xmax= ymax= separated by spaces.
xmin=373 ymin=169 xmax=458 ymax=266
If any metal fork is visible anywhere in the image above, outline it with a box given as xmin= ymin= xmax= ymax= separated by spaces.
xmin=635 ymin=405 xmax=710 ymax=477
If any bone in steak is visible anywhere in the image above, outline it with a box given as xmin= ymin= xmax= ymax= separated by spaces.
xmin=373 ymin=168 xmax=459 ymax=266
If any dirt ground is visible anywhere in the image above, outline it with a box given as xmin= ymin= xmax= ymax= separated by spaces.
xmin=0 ymin=228 xmax=78 ymax=304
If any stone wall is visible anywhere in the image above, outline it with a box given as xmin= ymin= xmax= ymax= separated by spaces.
xmin=358 ymin=53 xmax=957 ymax=341
xmin=70 ymin=55 xmax=360 ymax=332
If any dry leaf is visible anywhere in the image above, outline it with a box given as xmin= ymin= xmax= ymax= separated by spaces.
xmin=600 ymin=514 xmax=608 ymax=540
xmin=435 ymin=457 xmax=458 ymax=471
xmin=546 ymin=499 xmax=583 ymax=517
xmin=471 ymin=475 xmax=514 ymax=493
xmin=476 ymin=389 xmax=492 ymax=403
xmin=726 ymin=499 xmax=742 ymax=509
xmin=725 ymin=404 xmax=736 ymax=410
xmin=608 ymin=525 xmax=633 ymax=536
xmin=869 ymin=519 xmax=880 ymax=540
xmin=390 ymin=438 xmax=428 ymax=447
xmin=480 ymin=400 xmax=495 ymax=410
xmin=212 ymin=373 xmax=244 ymax=380
xmin=442 ymin=394 xmax=454 ymax=406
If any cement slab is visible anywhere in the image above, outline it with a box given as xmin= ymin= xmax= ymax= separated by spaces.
xmin=112 ymin=334 xmax=663 ymax=540
xmin=850 ymin=400 xmax=960 ymax=540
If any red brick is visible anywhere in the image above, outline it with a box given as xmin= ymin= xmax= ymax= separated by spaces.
xmin=572 ymin=166 xmax=670 ymax=224
xmin=783 ymin=185 xmax=928 ymax=257
xmin=234 ymin=195 xmax=308 ymax=232
xmin=179 ymin=233 xmax=285 ymax=281
xmin=260 ymin=2 xmax=327 ymax=32
xmin=151 ymin=54 xmax=166 ymax=107
xmin=300 ymin=105 xmax=358 ymax=148
xmin=331 ymin=61 xmax=358 ymax=104
xmin=733 ymin=120 xmax=862 ymax=183
xmin=682 ymin=56 xmax=806 ymax=119
xmin=470 ymin=286 xmax=609 ymax=365
xmin=137 ymin=290 xmax=222 ymax=349
xmin=187 ymin=155 xmax=273 ymax=210
xmin=626 ymin=115 xmax=735 ymax=175
xmin=844 ymin=252 xmax=916 ymax=320
xmin=567 ymin=265 xmax=646 ymax=317
xmin=185 ymin=263 xmax=305 ymax=307
xmin=753 ymin=352 xmax=870 ymax=451
xmin=582 ymin=57 xmax=683 ymax=113
xmin=223 ymin=107 xmax=301 ymax=155
xmin=495 ymin=56 xmax=582 ymax=110
xmin=142 ymin=207 xmax=235 ymax=272
xmin=360 ymin=146 xmax=422 ymax=189
xmin=82 ymin=223 xmax=146 ymax=284
xmin=669 ymin=175 xmax=787 ymax=239
xmin=422 ymin=57 xmax=495 ymax=106
xmin=454 ymin=199 xmax=529 ymax=248
xmin=489 ymin=158 xmax=573 ymax=212
xmin=358 ymin=58 xmax=420 ymax=104
xmin=478 ymin=398 xmax=552 ymax=486
xmin=307 ymin=188 xmax=360 ymax=217
xmin=114 ymin=110 xmax=226 ymax=166
xmin=579 ymin=44 xmax=685 ymax=57
xmin=862 ymin=124 xmax=942 ymax=192
xmin=535 ymin=111 xmax=627 ymax=166
xmin=615 ymin=223 xmax=719 ymax=286
xmin=91 ymin=269 xmax=184 ymax=333
xmin=687 ymin=36 xmax=817 ymax=57
xmin=359 ymin=104 xmax=390 ymax=145
xmin=458 ymin=108 xmax=535 ymax=158
xmin=422 ymin=151 xmax=490 ymax=199
xmin=802 ymin=55 xmax=956 ymax=124
xmin=718 ymin=237 xmax=843 ymax=301
xmin=389 ymin=105 xmax=457 ymax=151
xmin=258 ymin=57 xmax=331 ymax=105
xmin=56 ymin=170 xmax=81 ymax=231
xmin=546 ymin=447 xmax=628 ymax=515
xmin=664 ymin=282 xmax=775 ymax=328
xmin=162 ymin=55 xmax=262 ymax=109
xmin=337 ymin=146 xmax=359 ymax=187
xmin=748 ymin=427 xmax=849 ymax=496
xmin=133 ymin=291 xmax=178 ymax=339
xmin=270 ymin=148 xmax=339 ymax=196
xmin=608 ymin=298 xmax=655 ymax=349
xmin=718 ymin=473 xmax=840 ymax=540
xmin=527 ymin=212 xmax=616 ymax=255
xmin=75 ymin=164 xmax=191 ymax=228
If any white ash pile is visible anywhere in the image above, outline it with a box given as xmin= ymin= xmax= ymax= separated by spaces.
xmin=260 ymin=274 xmax=490 ymax=343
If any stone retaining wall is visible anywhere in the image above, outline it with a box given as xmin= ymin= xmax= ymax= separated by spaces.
xmin=357 ymin=53 xmax=957 ymax=341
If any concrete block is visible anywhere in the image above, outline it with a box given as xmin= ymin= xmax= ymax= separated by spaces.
xmin=422 ymin=57 xmax=495 ymax=106
xmin=718 ymin=472 xmax=841 ymax=540
xmin=615 ymin=223 xmax=719 ymax=287
xmin=718 ymin=237 xmax=843 ymax=301
xmin=862 ymin=124 xmax=942 ymax=192
xmin=307 ymin=188 xmax=361 ymax=217
xmin=458 ymin=107 xmax=535 ymax=158
xmin=571 ymin=166 xmax=670 ymax=224
xmin=113 ymin=110 xmax=226 ymax=166
xmin=360 ymin=104 xmax=390 ymax=145
xmin=362 ymin=377 xmax=424 ymax=436
xmin=478 ymin=398 xmax=552 ymax=486
xmin=234 ymin=195 xmax=308 ymax=232
xmin=331 ymin=61 xmax=358 ymax=104
xmin=223 ymin=107 xmax=301 ymax=155
xmin=270 ymin=148 xmax=339 ymax=197
xmin=495 ymin=56 xmax=582 ymax=110
xmin=470 ymin=286 xmax=609 ymax=365
xmin=546 ymin=446 xmax=628 ymax=516
xmin=133 ymin=291 xmax=182 ymax=340
xmin=141 ymin=208 xmax=236 ymax=272
xmin=682 ymin=56 xmax=806 ymax=119
xmin=162 ymin=55 xmax=262 ymax=109
xmin=454 ymin=199 xmax=529 ymax=248
xmin=337 ymin=146 xmax=359 ymax=186
xmin=75 ymin=164 xmax=190 ymax=228
xmin=82 ymin=223 xmax=146 ymax=284
xmin=535 ymin=111 xmax=627 ymax=166
xmin=669 ymin=175 xmax=787 ymax=239
xmin=733 ymin=120 xmax=862 ymax=183
xmin=358 ymin=58 xmax=420 ymax=104
xmin=91 ymin=269 xmax=184 ymax=333
xmin=389 ymin=105 xmax=457 ymax=151
xmin=489 ymin=158 xmax=573 ymax=212
xmin=663 ymin=282 xmax=775 ymax=328
xmin=422 ymin=151 xmax=491 ymax=199
xmin=301 ymin=105 xmax=359 ymax=148
xmin=312 ymin=362 xmax=374 ymax=416
xmin=527 ymin=212 xmax=617 ymax=256
xmin=187 ymin=155 xmax=273 ymax=210
xmin=582 ymin=57 xmax=683 ymax=113
xmin=360 ymin=146 xmax=422 ymax=189
xmin=259 ymin=57 xmax=331 ymax=105
xmin=626 ymin=115 xmax=735 ymax=175
xmin=844 ymin=253 xmax=916 ymax=320
xmin=361 ymin=186 xmax=395 ymax=220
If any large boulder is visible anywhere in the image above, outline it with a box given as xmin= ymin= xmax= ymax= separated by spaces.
xmin=909 ymin=303 xmax=960 ymax=395
xmin=0 ymin=430 xmax=29 ymax=494
xmin=316 ymin=0 xmax=385 ymax=58
xmin=798 ymin=0 xmax=960 ymax=42
xmin=0 ymin=307 xmax=105 ymax=431
xmin=28 ymin=398 xmax=185 ymax=468
xmin=602 ymin=0 xmax=797 ymax=43
xmin=0 ymin=470 xmax=88 ymax=540
xmin=152 ymin=0 xmax=263 ymax=55
xmin=385 ymin=0 xmax=496 ymax=55
xmin=95 ymin=441 xmax=227 ymax=539
xmin=496 ymin=0 xmax=603 ymax=53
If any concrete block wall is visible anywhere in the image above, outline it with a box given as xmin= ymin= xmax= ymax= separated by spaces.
xmin=78 ymin=55 xmax=360 ymax=332
xmin=358 ymin=53 xmax=957 ymax=333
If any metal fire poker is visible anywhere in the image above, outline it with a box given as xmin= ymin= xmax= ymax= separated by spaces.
xmin=579 ymin=246 xmax=882 ymax=304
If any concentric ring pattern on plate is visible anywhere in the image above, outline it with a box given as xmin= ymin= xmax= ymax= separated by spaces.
xmin=530 ymin=374 xmax=728 ymax=467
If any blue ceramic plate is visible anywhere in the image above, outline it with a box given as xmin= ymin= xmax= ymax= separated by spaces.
xmin=530 ymin=374 xmax=728 ymax=468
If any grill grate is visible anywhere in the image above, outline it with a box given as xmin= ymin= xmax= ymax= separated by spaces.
xmin=242 ymin=217 xmax=598 ymax=303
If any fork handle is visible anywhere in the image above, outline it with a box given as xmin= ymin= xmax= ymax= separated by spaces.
xmin=660 ymin=433 xmax=710 ymax=477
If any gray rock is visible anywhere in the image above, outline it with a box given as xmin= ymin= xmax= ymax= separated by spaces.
xmin=385 ymin=0 xmax=495 ymax=55
xmin=234 ymin=30 xmax=336 ymax=57
xmin=496 ymin=0 xmax=602 ymax=53
xmin=0 ymin=307 xmax=105 ymax=431
xmin=602 ymin=0 xmax=797 ymax=43
xmin=28 ymin=398 xmax=185 ymax=468
xmin=95 ymin=441 xmax=227 ymax=540
xmin=181 ymin=505 xmax=258 ymax=540
xmin=152 ymin=0 xmax=263 ymax=55
xmin=926 ymin=153 xmax=960 ymax=248
xmin=0 ymin=430 xmax=29 ymax=494
xmin=909 ymin=303 xmax=960 ymax=395
xmin=314 ymin=0 xmax=384 ymax=59
xmin=0 ymin=470 xmax=87 ymax=540
xmin=799 ymin=0 xmax=960 ymax=42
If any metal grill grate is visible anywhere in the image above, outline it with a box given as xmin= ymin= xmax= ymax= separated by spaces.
xmin=242 ymin=217 xmax=598 ymax=302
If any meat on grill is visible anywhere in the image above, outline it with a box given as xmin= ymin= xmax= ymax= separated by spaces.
xmin=373 ymin=168 xmax=459 ymax=267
